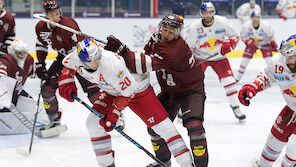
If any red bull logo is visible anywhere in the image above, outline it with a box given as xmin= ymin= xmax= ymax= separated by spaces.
xmin=200 ymin=39 xmax=223 ymax=50
xmin=283 ymin=86 xmax=296 ymax=98
xmin=288 ymin=38 xmax=296 ymax=47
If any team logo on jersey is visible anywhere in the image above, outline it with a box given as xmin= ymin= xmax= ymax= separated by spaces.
xmin=214 ymin=28 xmax=225 ymax=34
xmin=152 ymin=142 xmax=160 ymax=151
xmin=199 ymin=38 xmax=223 ymax=50
xmin=283 ymin=86 xmax=296 ymax=98
xmin=274 ymin=74 xmax=290 ymax=81
xmin=193 ymin=145 xmax=206 ymax=157
xmin=0 ymin=20 xmax=3 ymax=26
xmin=40 ymin=31 xmax=53 ymax=46
xmin=3 ymin=23 xmax=8 ymax=32
xmin=147 ymin=117 xmax=155 ymax=124
xmin=56 ymin=35 xmax=62 ymax=42
xmin=117 ymin=70 xmax=124 ymax=79
xmin=43 ymin=102 xmax=51 ymax=109
xmin=197 ymin=33 xmax=207 ymax=39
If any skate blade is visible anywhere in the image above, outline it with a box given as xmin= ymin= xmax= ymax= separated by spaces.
xmin=40 ymin=124 xmax=67 ymax=138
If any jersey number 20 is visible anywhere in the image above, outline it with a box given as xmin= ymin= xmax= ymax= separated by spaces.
xmin=120 ymin=77 xmax=131 ymax=90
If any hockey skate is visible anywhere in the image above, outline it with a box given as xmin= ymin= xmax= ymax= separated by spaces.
xmin=147 ymin=160 xmax=171 ymax=167
xmin=252 ymin=158 xmax=260 ymax=167
xmin=230 ymin=105 xmax=246 ymax=121
xmin=116 ymin=112 xmax=125 ymax=131
xmin=39 ymin=111 xmax=67 ymax=138
xmin=107 ymin=162 xmax=115 ymax=167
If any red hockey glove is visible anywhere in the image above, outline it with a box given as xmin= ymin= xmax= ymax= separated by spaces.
xmin=244 ymin=39 xmax=258 ymax=50
xmin=238 ymin=84 xmax=257 ymax=106
xmin=279 ymin=14 xmax=287 ymax=20
xmin=57 ymin=67 xmax=77 ymax=102
xmin=99 ymin=106 xmax=121 ymax=132
xmin=221 ymin=42 xmax=232 ymax=55
xmin=271 ymin=40 xmax=278 ymax=52
xmin=35 ymin=62 xmax=49 ymax=80
xmin=104 ymin=35 xmax=129 ymax=56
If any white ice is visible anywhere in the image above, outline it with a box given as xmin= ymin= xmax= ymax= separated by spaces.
xmin=0 ymin=57 xmax=287 ymax=167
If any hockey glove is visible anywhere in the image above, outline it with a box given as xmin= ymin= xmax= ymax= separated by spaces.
xmin=144 ymin=32 xmax=161 ymax=54
xmin=99 ymin=106 xmax=121 ymax=132
xmin=238 ymin=84 xmax=257 ymax=106
xmin=35 ymin=62 xmax=49 ymax=80
xmin=279 ymin=14 xmax=287 ymax=21
xmin=104 ymin=35 xmax=129 ymax=56
xmin=244 ymin=39 xmax=258 ymax=50
xmin=57 ymin=67 xmax=77 ymax=102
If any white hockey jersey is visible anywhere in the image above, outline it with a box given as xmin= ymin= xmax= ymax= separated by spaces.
xmin=260 ymin=53 xmax=296 ymax=111
xmin=276 ymin=0 xmax=296 ymax=18
xmin=62 ymin=48 xmax=150 ymax=97
xmin=184 ymin=15 xmax=238 ymax=61
xmin=240 ymin=21 xmax=274 ymax=47
xmin=236 ymin=3 xmax=261 ymax=23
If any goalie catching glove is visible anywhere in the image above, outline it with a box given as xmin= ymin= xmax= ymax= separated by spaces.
xmin=99 ymin=96 xmax=132 ymax=132
xmin=57 ymin=67 xmax=77 ymax=102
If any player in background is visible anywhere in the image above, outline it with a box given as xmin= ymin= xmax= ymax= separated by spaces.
xmin=238 ymin=34 xmax=296 ymax=167
xmin=236 ymin=11 xmax=278 ymax=82
xmin=35 ymin=0 xmax=105 ymax=134
xmin=276 ymin=0 xmax=296 ymax=20
xmin=105 ymin=14 xmax=208 ymax=167
xmin=0 ymin=0 xmax=15 ymax=53
xmin=0 ymin=39 xmax=39 ymax=134
xmin=185 ymin=1 xmax=246 ymax=121
xmin=236 ymin=0 xmax=261 ymax=24
xmin=58 ymin=38 xmax=195 ymax=167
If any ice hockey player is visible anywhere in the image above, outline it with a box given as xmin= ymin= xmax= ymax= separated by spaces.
xmin=105 ymin=13 xmax=209 ymax=166
xmin=238 ymin=34 xmax=296 ymax=167
xmin=185 ymin=1 xmax=246 ymax=121
xmin=58 ymin=38 xmax=195 ymax=167
xmin=35 ymin=0 xmax=104 ymax=134
xmin=236 ymin=0 xmax=261 ymax=24
xmin=276 ymin=0 xmax=296 ymax=20
xmin=0 ymin=39 xmax=42 ymax=134
xmin=236 ymin=10 xmax=278 ymax=82
xmin=0 ymin=0 xmax=15 ymax=53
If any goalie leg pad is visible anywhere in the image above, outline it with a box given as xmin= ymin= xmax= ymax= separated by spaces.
xmin=151 ymin=118 xmax=192 ymax=166
xmin=40 ymin=124 xmax=67 ymax=138
xmin=258 ymin=133 xmax=287 ymax=167
xmin=86 ymin=112 xmax=114 ymax=167
xmin=185 ymin=119 xmax=208 ymax=167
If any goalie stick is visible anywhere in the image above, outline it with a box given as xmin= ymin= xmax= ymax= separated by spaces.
xmin=72 ymin=94 xmax=167 ymax=167
xmin=33 ymin=13 xmax=106 ymax=44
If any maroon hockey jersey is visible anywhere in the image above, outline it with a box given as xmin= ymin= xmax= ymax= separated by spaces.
xmin=124 ymin=37 xmax=204 ymax=94
xmin=0 ymin=54 xmax=34 ymax=102
xmin=0 ymin=10 xmax=15 ymax=53
xmin=35 ymin=16 xmax=84 ymax=62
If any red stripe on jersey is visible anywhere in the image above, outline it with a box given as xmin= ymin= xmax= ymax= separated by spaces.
xmin=95 ymin=150 xmax=113 ymax=156
xmin=91 ymin=135 xmax=111 ymax=142
xmin=262 ymin=153 xmax=276 ymax=162
xmin=166 ymin=135 xmax=182 ymax=144
xmin=226 ymin=91 xmax=237 ymax=96
xmin=174 ymin=148 xmax=189 ymax=157
xmin=224 ymin=82 xmax=236 ymax=88
xmin=285 ymin=154 xmax=296 ymax=161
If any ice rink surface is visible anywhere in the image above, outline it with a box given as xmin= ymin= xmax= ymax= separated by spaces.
xmin=0 ymin=57 xmax=286 ymax=167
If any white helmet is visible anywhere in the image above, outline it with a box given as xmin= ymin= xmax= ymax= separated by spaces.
xmin=200 ymin=1 xmax=216 ymax=17
xmin=250 ymin=0 xmax=256 ymax=4
xmin=250 ymin=10 xmax=261 ymax=17
xmin=280 ymin=34 xmax=296 ymax=57
xmin=7 ymin=39 xmax=29 ymax=60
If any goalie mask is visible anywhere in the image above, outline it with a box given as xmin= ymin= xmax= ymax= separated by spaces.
xmin=7 ymin=39 xmax=28 ymax=69
xmin=159 ymin=13 xmax=184 ymax=37
xmin=280 ymin=34 xmax=296 ymax=57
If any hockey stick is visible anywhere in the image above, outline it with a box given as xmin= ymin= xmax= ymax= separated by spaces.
xmin=72 ymin=94 xmax=167 ymax=167
xmin=33 ymin=13 xmax=106 ymax=44
xmin=196 ymin=52 xmax=219 ymax=66
xmin=16 ymin=80 xmax=43 ymax=157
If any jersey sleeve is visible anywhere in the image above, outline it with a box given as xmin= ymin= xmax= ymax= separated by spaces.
xmin=0 ymin=60 xmax=8 ymax=77
xmin=264 ymin=23 xmax=275 ymax=41
xmin=62 ymin=50 xmax=81 ymax=71
xmin=35 ymin=23 xmax=49 ymax=63
xmin=240 ymin=24 xmax=249 ymax=42
xmin=106 ymin=60 xmax=137 ymax=97
xmin=236 ymin=4 xmax=244 ymax=19
xmin=3 ymin=16 xmax=16 ymax=50
xmin=224 ymin=17 xmax=238 ymax=38
xmin=184 ymin=23 xmax=198 ymax=52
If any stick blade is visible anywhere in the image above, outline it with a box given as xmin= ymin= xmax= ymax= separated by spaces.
xmin=16 ymin=148 xmax=30 ymax=157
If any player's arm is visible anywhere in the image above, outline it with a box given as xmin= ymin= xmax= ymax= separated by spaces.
xmin=236 ymin=5 xmax=244 ymax=19
xmin=183 ymin=24 xmax=199 ymax=53
xmin=104 ymin=35 xmax=165 ymax=74
xmin=2 ymin=17 xmax=16 ymax=53
xmin=238 ymin=66 xmax=275 ymax=106
xmin=221 ymin=19 xmax=239 ymax=55
xmin=275 ymin=0 xmax=287 ymax=20
xmin=264 ymin=24 xmax=278 ymax=51
xmin=35 ymin=24 xmax=50 ymax=80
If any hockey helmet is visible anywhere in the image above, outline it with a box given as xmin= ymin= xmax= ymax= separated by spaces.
xmin=159 ymin=13 xmax=184 ymax=36
xmin=250 ymin=10 xmax=261 ymax=17
xmin=43 ymin=0 xmax=60 ymax=12
xmin=7 ymin=39 xmax=28 ymax=59
xmin=77 ymin=38 xmax=102 ymax=63
xmin=200 ymin=1 xmax=216 ymax=16
xmin=250 ymin=0 xmax=256 ymax=4
xmin=280 ymin=34 xmax=296 ymax=57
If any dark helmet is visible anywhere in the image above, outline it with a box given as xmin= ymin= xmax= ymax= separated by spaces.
xmin=159 ymin=13 xmax=184 ymax=35
xmin=43 ymin=0 xmax=60 ymax=12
